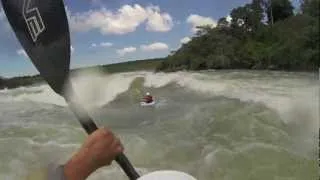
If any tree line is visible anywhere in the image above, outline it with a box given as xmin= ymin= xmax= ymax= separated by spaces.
xmin=0 ymin=58 xmax=164 ymax=89
xmin=156 ymin=0 xmax=319 ymax=72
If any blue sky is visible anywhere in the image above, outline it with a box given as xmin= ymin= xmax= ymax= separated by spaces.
xmin=0 ymin=0 xmax=301 ymax=77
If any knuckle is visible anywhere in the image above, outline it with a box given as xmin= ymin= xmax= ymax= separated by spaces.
xmin=116 ymin=146 xmax=124 ymax=154
xmin=101 ymin=128 xmax=112 ymax=137
xmin=118 ymin=144 xmax=122 ymax=149
xmin=115 ymin=139 xmax=124 ymax=151
xmin=114 ymin=138 xmax=121 ymax=146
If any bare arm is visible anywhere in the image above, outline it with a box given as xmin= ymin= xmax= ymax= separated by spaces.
xmin=63 ymin=128 xmax=124 ymax=180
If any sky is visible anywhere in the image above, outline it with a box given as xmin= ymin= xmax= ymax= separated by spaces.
xmin=0 ymin=0 xmax=301 ymax=77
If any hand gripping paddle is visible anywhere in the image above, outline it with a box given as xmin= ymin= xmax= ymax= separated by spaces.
xmin=1 ymin=0 xmax=139 ymax=179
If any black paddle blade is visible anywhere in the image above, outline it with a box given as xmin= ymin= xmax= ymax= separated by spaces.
xmin=1 ymin=0 xmax=70 ymax=95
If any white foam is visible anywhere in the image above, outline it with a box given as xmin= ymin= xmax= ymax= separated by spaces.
xmin=143 ymin=72 xmax=182 ymax=88
xmin=0 ymin=71 xmax=142 ymax=110
xmin=0 ymin=137 xmax=80 ymax=149
xmin=1 ymin=71 xmax=317 ymax=126
xmin=143 ymin=71 xmax=318 ymax=125
xmin=67 ymin=71 xmax=142 ymax=110
xmin=0 ymin=84 xmax=66 ymax=106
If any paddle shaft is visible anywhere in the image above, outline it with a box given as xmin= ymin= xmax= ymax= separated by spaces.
xmin=66 ymin=91 xmax=140 ymax=180
xmin=0 ymin=0 xmax=139 ymax=178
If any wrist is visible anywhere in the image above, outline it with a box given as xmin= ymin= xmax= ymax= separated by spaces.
xmin=64 ymin=148 xmax=97 ymax=180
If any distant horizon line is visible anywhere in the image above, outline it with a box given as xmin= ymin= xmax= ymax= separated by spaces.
xmin=0 ymin=57 xmax=165 ymax=79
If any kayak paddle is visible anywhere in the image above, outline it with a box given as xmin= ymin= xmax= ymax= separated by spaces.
xmin=0 ymin=0 xmax=139 ymax=179
xmin=1 ymin=0 xmax=198 ymax=179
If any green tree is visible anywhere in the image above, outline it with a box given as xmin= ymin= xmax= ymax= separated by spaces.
xmin=264 ymin=0 xmax=294 ymax=24
xmin=301 ymin=0 xmax=320 ymax=18
xmin=250 ymin=0 xmax=265 ymax=31
xmin=217 ymin=17 xmax=230 ymax=28
xmin=230 ymin=1 xmax=264 ymax=38
xmin=0 ymin=76 xmax=4 ymax=89
xmin=195 ymin=25 xmax=214 ymax=36
xmin=156 ymin=0 xmax=319 ymax=72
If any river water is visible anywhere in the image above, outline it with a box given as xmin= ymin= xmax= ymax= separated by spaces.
xmin=0 ymin=70 xmax=318 ymax=180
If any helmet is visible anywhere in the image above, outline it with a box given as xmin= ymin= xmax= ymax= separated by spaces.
xmin=146 ymin=92 xmax=150 ymax=96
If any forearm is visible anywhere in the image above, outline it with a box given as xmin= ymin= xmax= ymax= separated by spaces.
xmin=64 ymin=148 xmax=97 ymax=180
xmin=47 ymin=128 xmax=122 ymax=180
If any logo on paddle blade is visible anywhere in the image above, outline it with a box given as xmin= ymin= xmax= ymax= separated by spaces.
xmin=23 ymin=0 xmax=46 ymax=42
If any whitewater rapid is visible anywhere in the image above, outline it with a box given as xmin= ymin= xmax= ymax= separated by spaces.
xmin=0 ymin=70 xmax=318 ymax=180
xmin=2 ymin=70 xmax=317 ymax=124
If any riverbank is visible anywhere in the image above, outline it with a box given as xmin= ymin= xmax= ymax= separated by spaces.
xmin=155 ymin=0 xmax=319 ymax=72
xmin=0 ymin=58 xmax=164 ymax=90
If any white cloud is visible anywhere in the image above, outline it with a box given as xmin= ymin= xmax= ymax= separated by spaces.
xmin=180 ymin=37 xmax=191 ymax=44
xmin=90 ymin=42 xmax=113 ymax=48
xmin=117 ymin=46 xmax=136 ymax=56
xmin=17 ymin=49 xmax=28 ymax=58
xmin=186 ymin=14 xmax=217 ymax=33
xmin=145 ymin=6 xmax=173 ymax=32
xmin=66 ymin=4 xmax=173 ymax=35
xmin=100 ymin=42 xmax=113 ymax=47
xmin=140 ymin=42 xmax=169 ymax=51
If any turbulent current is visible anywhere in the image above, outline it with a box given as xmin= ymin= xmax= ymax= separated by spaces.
xmin=0 ymin=70 xmax=318 ymax=180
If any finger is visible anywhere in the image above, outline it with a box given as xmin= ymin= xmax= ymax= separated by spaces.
xmin=111 ymin=137 xmax=124 ymax=154
xmin=100 ymin=127 xmax=114 ymax=137
xmin=100 ymin=138 xmax=121 ymax=166
xmin=99 ymin=127 xmax=115 ymax=144
xmin=88 ymin=127 xmax=108 ymax=141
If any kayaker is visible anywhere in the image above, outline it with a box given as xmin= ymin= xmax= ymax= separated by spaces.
xmin=47 ymin=127 xmax=123 ymax=180
xmin=143 ymin=92 xmax=153 ymax=103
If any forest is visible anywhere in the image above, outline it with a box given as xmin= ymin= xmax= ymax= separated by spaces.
xmin=156 ymin=0 xmax=320 ymax=72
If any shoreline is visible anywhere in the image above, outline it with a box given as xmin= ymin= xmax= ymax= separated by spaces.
xmin=0 ymin=58 xmax=318 ymax=90
xmin=0 ymin=58 xmax=164 ymax=90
